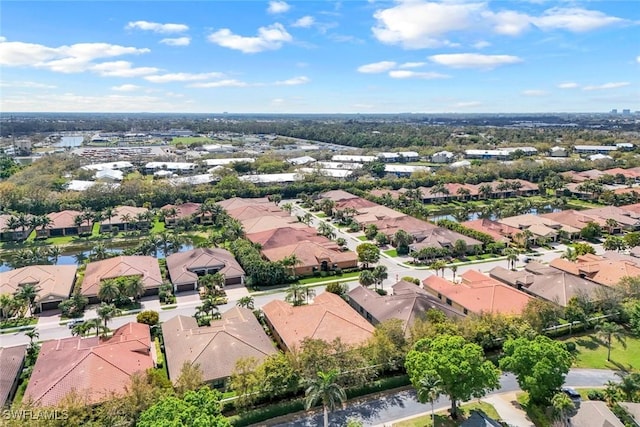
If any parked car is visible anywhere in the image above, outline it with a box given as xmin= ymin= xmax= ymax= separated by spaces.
xmin=67 ymin=319 xmax=85 ymax=329
xmin=562 ymin=387 xmax=582 ymax=404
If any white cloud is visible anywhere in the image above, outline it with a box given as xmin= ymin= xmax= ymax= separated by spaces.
xmin=583 ymin=82 xmax=630 ymax=91
xmin=90 ymin=61 xmax=159 ymax=77
xmin=126 ymin=21 xmax=188 ymax=34
xmin=473 ymin=40 xmax=491 ymax=49
xmin=483 ymin=10 xmax=532 ymax=36
xmin=268 ymin=1 xmax=290 ymax=14
xmin=357 ymin=61 xmax=397 ymax=73
xmin=111 ymin=84 xmax=140 ymax=92
xmin=271 ymin=98 xmax=285 ymax=106
xmin=636 ymin=56 xmax=640 ymax=64
xmin=399 ymin=62 xmax=425 ymax=69
xmin=453 ymin=101 xmax=482 ymax=109
xmin=534 ymin=8 xmax=625 ymax=32
xmin=189 ymin=79 xmax=250 ymax=88
xmin=292 ymin=16 xmax=315 ymax=28
xmin=0 ymin=80 xmax=56 ymax=89
xmin=160 ymin=37 xmax=191 ymax=46
xmin=522 ymin=89 xmax=547 ymax=96
xmin=145 ymin=72 xmax=225 ymax=83
xmin=429 ymin=53 xmax=522 ymax=69
xmin=207 ymin=23 xmax=292 ymax=53
xmin=371 ymin=1 xmax=483 ymax=49
xmin=388 ymin=70 xmax=449 ymax=79
xmin=557 ymin=82 xmax=579 ymax=89
xmin=275 ymin=76 xmax=310 ymax=85
xmin=0 ymin=40 xmax=151 ymax=74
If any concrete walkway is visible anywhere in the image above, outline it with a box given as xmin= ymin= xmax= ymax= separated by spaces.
xmin=482 ymin=392 xmax=534 ymax=427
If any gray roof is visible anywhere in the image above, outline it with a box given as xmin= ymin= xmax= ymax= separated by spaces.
xmin=166 ymin=248 xmax=245 ymax=286
xmin=161 ymin=307 xmax=277 ymax=384
xmin=348 ymin=280 xmax=464 ymax=333
xmin=619 ymin=402 xmax=640 ymax=425
xmin=570 ymin=401 xmax=624 ymax=427
xmin=0 ymin=346 xmax=26 ymax=406
xmin=489 ymin=265 xmax=605 ymax=306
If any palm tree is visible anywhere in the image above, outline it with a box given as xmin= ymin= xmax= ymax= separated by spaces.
xmin=91 ymin=242 xmax=109 ymax=261
xmin=595 ymin=321 xmax=627 ymax=361
xmin=615 ymin=372 xmax=640 ymax=401
xmin=285 ymin=283 xmax=306 ymax=306
xmin=47 ymin=245 xmax=62 ymax=264
xmin=416 ymin=373 xmax=441 ymax=427
xmin=15 ymin=283 xmax=40 ymax=316
xmin=551 ymin=391 xmax=575 ymax=427
xmin=450 ymin=265 xmax=458 ymax=282
xmin=85 ymin=318 xmax=106 ymax=337
xmin=372 ymin=265 xmax=388 ymax=290
xmin=96 ymin=303 xmax=120 ymax=332
xmin=359 ymin=270 xmax=376 ymax=287
xmin=429 ymin=260 xmax=447 ymax=277
xmin=503 ymin=247 xmax=519 ymax=270
xmin=317 ymin=221 xmax=336 ymax=240
xmin=304 ymin=370 xmax=346 ymax=427
xmin=102 ymin=207 xmax=115 ymax=228
xmin=562 ymin=247 xmax=578 ymax=262
xmin=123 ymin=276 xmax=146 ymax=302
xmin=25 ymin=329 xmax=39 ymax=345
xmin=281 ymin=254 xmax=302 ymax=280
xmin=236 ymin=296 xmax=255 ymax=310
xmin=98 ymin=279 xmax=121 ymax=303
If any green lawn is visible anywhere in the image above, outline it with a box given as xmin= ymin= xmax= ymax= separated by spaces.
xmin=151 ymin=218 xmax=166 ymax=233
xmin=393 ymin=401 xmax=501 ymax=427
xmin=297 ymin=271 xmax=361 ymax=285
xmin=315 ymin=212 xmax=327 ymax=218
xmin=170 ymin=136 xmax=212 ymax=145
xmin=357 ymin=235 xmax=368 ymax=241
xmin=384 ymin=249 xmax=398 ymax=257
xmin=558 ymin=332 xmax=640 ymax=372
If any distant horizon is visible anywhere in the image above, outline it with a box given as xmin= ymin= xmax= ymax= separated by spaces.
xmin=1 ymin=1 xmax=638 ymax=113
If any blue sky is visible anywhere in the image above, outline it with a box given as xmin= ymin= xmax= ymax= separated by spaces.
xmin=0 ymin=1 xmax=638 ymax=113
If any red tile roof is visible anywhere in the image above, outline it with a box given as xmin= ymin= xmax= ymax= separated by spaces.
xmin=24 ymin=323 xmax=153 ymax=406
xmin=263 ymin=292 xmax=374 ymax=351
xmin=246 ymin=226 xmax=326 ymax=250
xmin=82 ymin=256 xmax=162 ymax=297
xmin=46 ymin=210 xmax=83 ymax=229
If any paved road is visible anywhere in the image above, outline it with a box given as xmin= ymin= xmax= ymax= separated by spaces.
xmin=273 ymin=369 xmax=619 ymax=427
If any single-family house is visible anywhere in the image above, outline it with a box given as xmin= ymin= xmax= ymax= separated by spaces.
xmin=261 ymin=241 xmax=358 ymax=276
xmin=160 ymin=202 xmax=214 ymax=226
xmin=0 ymin=265 xmax=77 ymax=312
xmin=100 ymin=206 xmax=150 ymax=233
xmin=0 ymin=214 xmax=33 ymax=242
xmin=581 ymin=206 xmax=640 ymax=230
xmin=489 ymin=263 xmax=605 ymax=306
xmin=166 ymin=248 xmax=245 ymax=292
xmin=246 ymin=226 xmax=328 ymax=251
xmin=570 ymin=401 xmax=624 ymax=427
xmin=549 ymin=146 xmax=568 ymax=157
xmin=384 ymin=164 xmax=431 ymax=177
xmin=24 ymin=323 xmax=154 ymax=406
xmin=226 ymin=204 xmax=290 ymax=221
xmin=348 ymin=280 xmax=464 ymax=334
xmin=377 ymin=152 xmax=401 ymax=162
xmin=431 ymin=151 xmax=455 ymax=163
xmin=422 ymin=270 xmax=533 ymax=315
xmin=318 ymin=190 xmax=360 ymax=202
xmin=262 ymin=292 xmax=375 ymax=352
xmin=0 ymin=345 xmax=26 ymax=407
xmin=240 ymin=215 xmax=309 ymax=234
xmin=82 ymin=256 xmax=163 ymax=303
xmin=36 ymin=210 xmax=91 ymax=238
xmin=161 ymin=308 xmax=276 ymax=388
xmin=549 ymin=255 xmax=640 ymax=287
xmin=462 ymin=219 xmax=519 ymax=243
xmin=216 ymin=196 xmax=272 ymax=211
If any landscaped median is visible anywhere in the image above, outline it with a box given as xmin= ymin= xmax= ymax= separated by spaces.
xmin=392 ymin=401 xmax=502 ymax=427
xmin=0 ymin=317 xmax=37 ymax=334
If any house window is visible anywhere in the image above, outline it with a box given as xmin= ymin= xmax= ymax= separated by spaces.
xmin=437 ymin=293 xmax=442 ymax=299
xmin=445 ymin=298 xmax=452 ymax=306
xmin=463 ymin=308 xmax=468 ymax=315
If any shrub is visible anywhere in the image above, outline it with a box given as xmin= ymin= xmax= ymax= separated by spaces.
xmin=137 ymin=310 xmax=160 ymax=326
xmin=564 ymin=342 xmax=576 ymax=352
xmin=326 ymin=282 xmax=348 ymax=297
xmin=587 ymin=390 xmax=605 ymax=401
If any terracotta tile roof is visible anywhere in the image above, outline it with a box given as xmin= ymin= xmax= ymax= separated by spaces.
xmin=160 ymin=202 xmax=202 ymax=218
xmin=0 ymin=345 xmax=26 ymax=406
xmin=240 ymin=215 xmax=308 ymax=234
xmin=261 ymin=241 xmax=357 ymax=267
xmin=82 ymin=256 xmax=162 ymax=297
xmin=489 ymin=266 xmax=605 ymax=306
xmin=372 ymin=215 xmax=433 ymax=238
xmin=216 ymin=197 xmax=271 ymax=211
xmin=462 ymin=219 xmax=519 ymax=242
xmin=226 ymin=204 xmax=290 ymax=221
xmin=542 ymin=210 xmax=608 ymax=229
xmin=0 ymin=265 xmax=77 ymax=301
xmin=246 ymin=226 xmax=327 ymax=250
xmin=499 ymin=214 xmax=580 ymax=235
xmin=24 ymin=323 xmax=153 ymax=406
xmin=549 ymin=256 xmax=640 ymax=287
xmin=166 ymin=248 xmax=244 ymax=286
xmin=348 ymin=281 xmax=464 ymax=334
xmin=161 ymin=307 xmax=277 ymax=384
xmin=369 ymin=189 xmax=404 ymax=200
xmin=353 ymin=205 xmax=406 ymax=225
xmin=603 ymin=167 xmax=640 ymax=179
xmin=581 ymin=206 xmax=640 ymax=227
xmin=620 ymin=203 xmax=640 ymax=215
xmin=0 ymin=214 xmax=14 ymax=232
xmin=319 ymin=190 xmax=359 ymax=202
xmin=101 ymin=206 xmax=149 ymax=226
xmin=46 ymin=210 xmax=83 ymax=229
xmin=263 ymin=292 xmax=375 ymax=351
xmin=335 ymin=197 xmax=378 ymax=211
xmin=423 ymin=271 xmax=533 ymax=315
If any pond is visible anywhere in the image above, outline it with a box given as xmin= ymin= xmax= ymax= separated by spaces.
xmin=54 ymin=136 xmax=84 ymax=148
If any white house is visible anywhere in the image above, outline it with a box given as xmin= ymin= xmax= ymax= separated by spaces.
xmin=549 ymin=146 xmax=568 ymax=157
xmin=431 ymin=151 xmax=455 ymax=163
xmin=332 ymin=155 xmax=377 ymax=163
